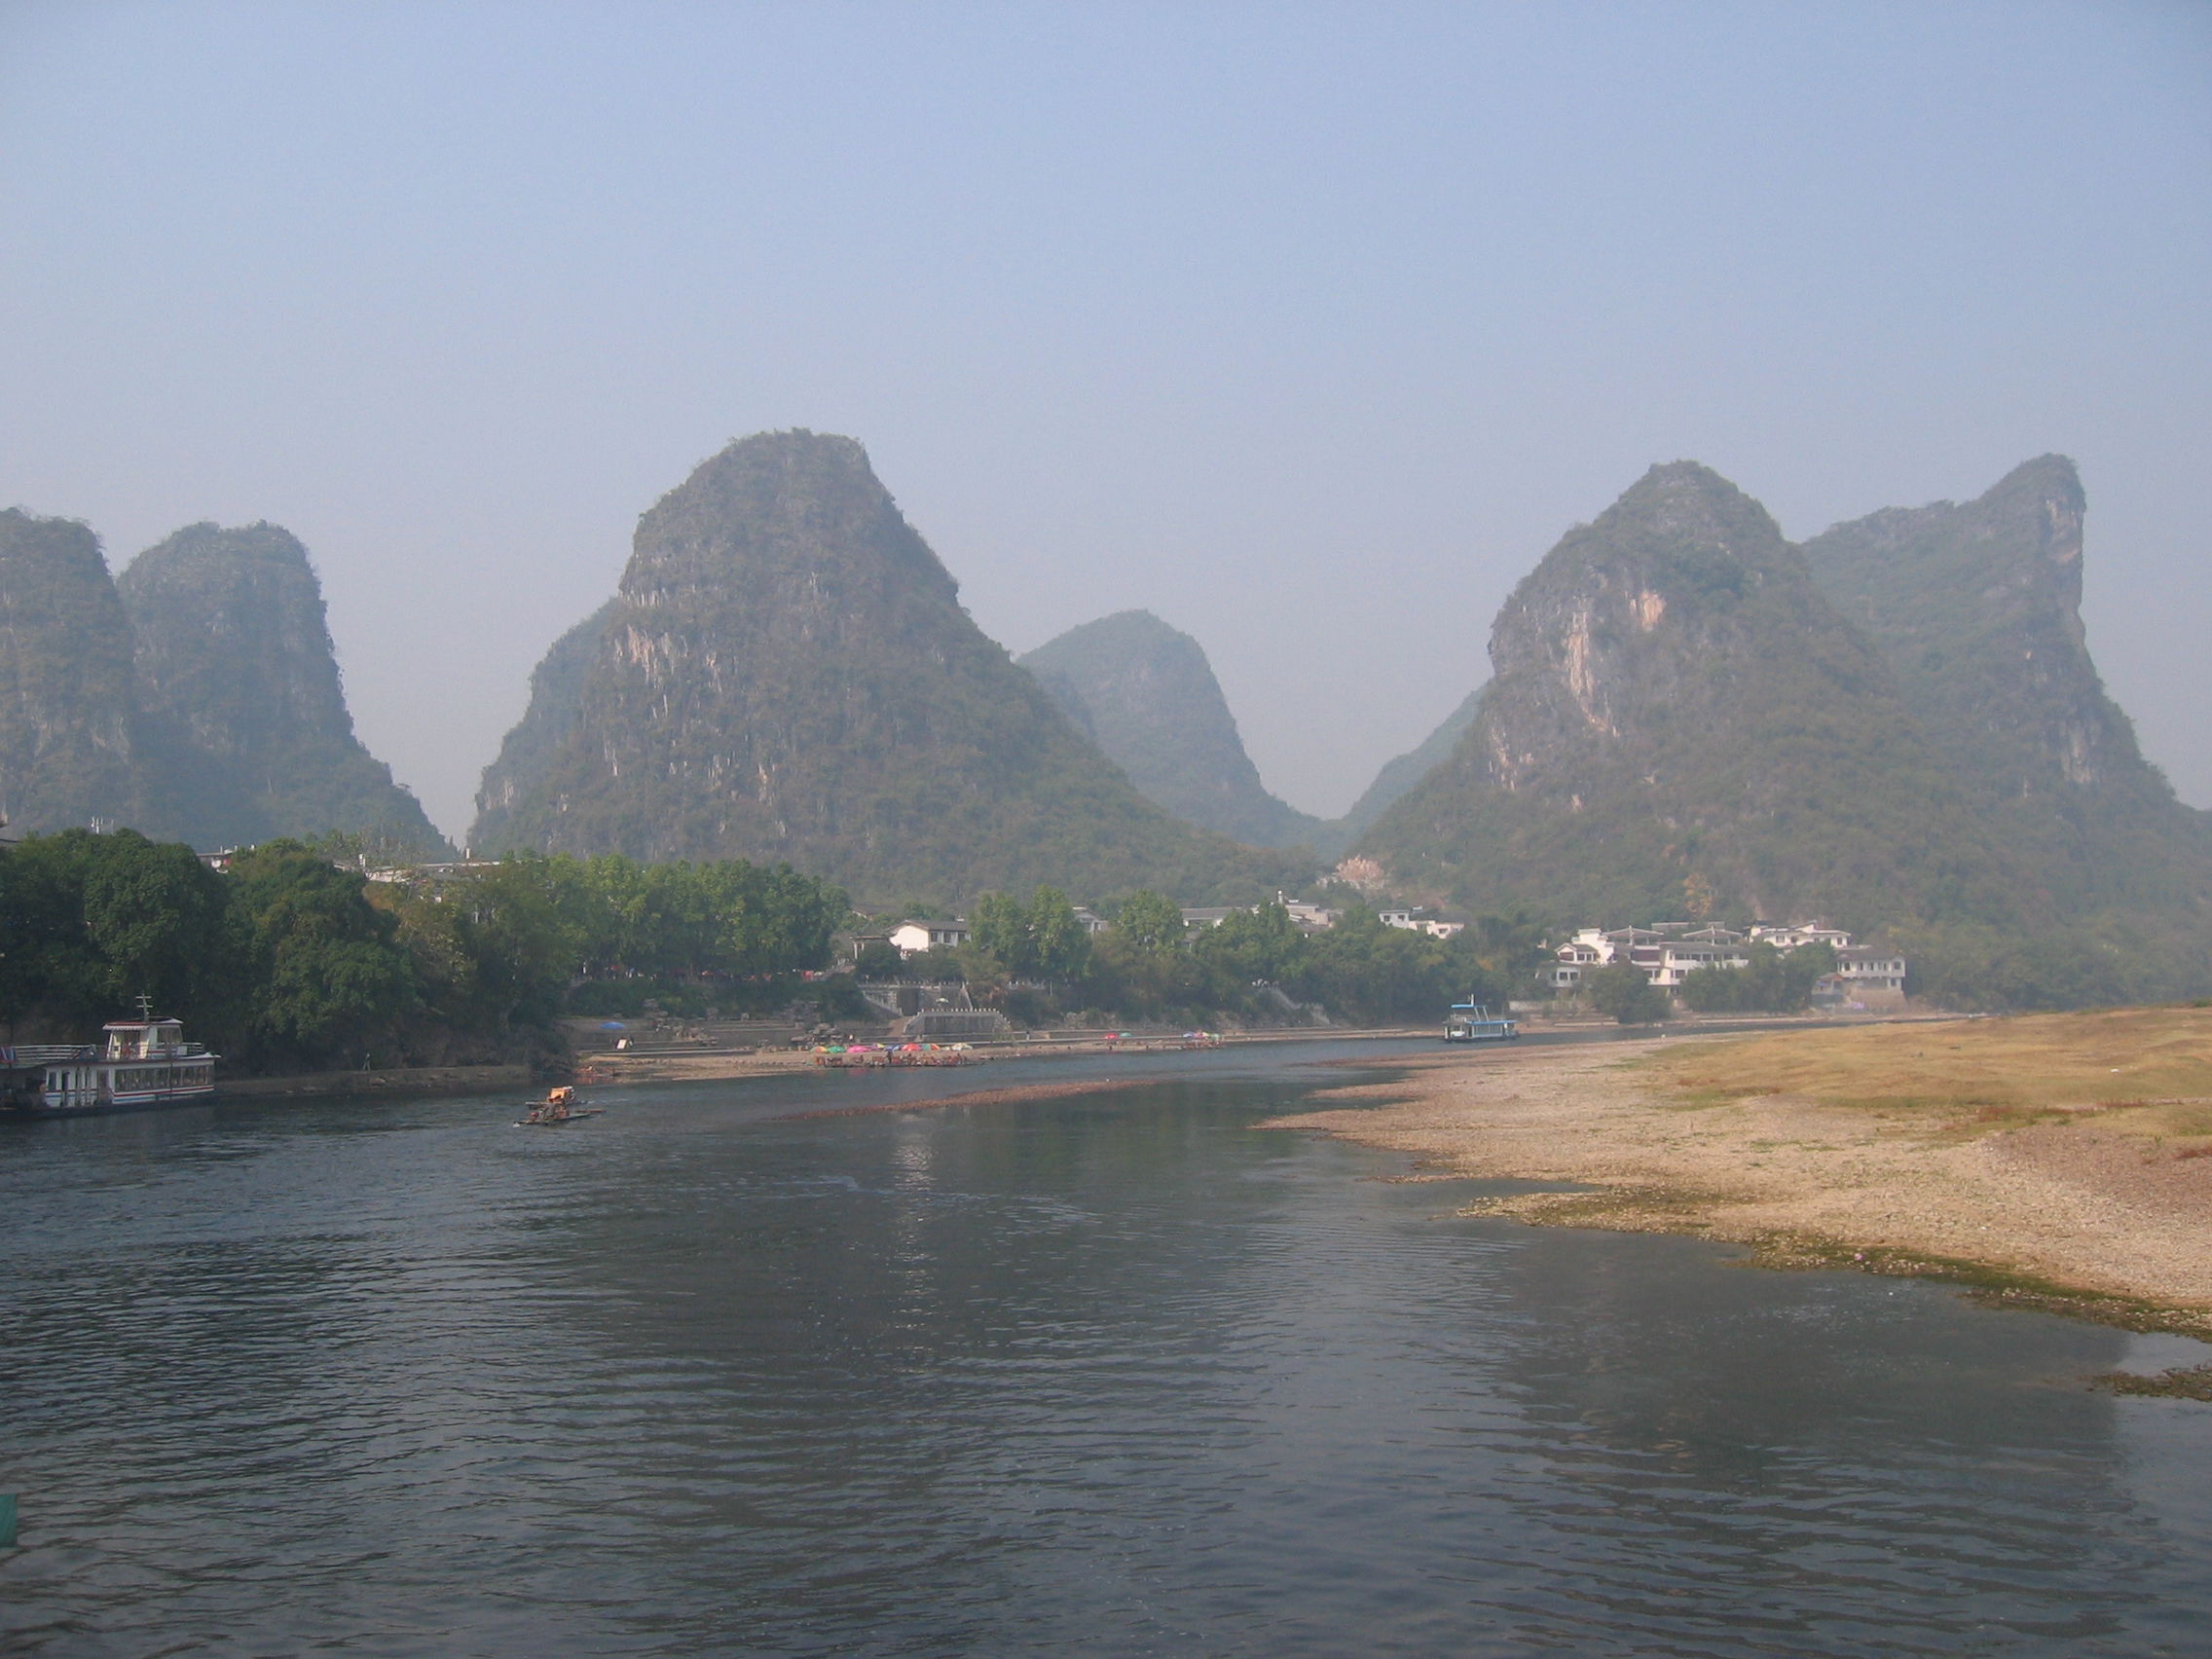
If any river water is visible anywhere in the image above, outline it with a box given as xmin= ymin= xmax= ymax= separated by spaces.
xmin=2 ymin=1039 xmax=2207 ymax=1656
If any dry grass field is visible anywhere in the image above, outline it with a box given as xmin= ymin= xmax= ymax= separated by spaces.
xmin=1642 ymin=1004 xmax=2212 ymax=1149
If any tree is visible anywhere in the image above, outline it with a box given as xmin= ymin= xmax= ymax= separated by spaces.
xmin=1111 ymin=890 xmax=1186 ymax=954
xmin=971 ymin=891 xmax=1033 ymax=974
xmin=225 ymin=840 xmax=417 ymax=1061
xmin=853 ymin=940 xmax=904 ymax=979
xmin=1027 ymin=887 xmax=1092 ymax=981
xmin=0 ymin=829 xmax=229 ymax=1033
xmin=1589 ymin=961 xmax=1670 ymax=1024
xmin=1194 ymin=902 xmax=1304 ymax=983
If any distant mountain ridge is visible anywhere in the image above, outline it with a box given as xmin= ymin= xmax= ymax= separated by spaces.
xmin=470 ymin=431 xmax=1306 ymax=903
xmin=0 ymin=510 xmax=447 ymax=854
xmin=1018 ymin=610 xmax=1328 ymax=851
xmin=1360 ymin=461 xmax=2022 ymax=932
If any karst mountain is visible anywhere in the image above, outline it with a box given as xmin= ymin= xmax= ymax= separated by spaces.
xmin=1804 ymin=458 xmax=2212 ymax=953
xmin=1359 ymin=461 xmax=2022 ymax=932
xmin=1018 ymin=609 xmax=1329 ymax=851
xmin=0 ymin=510 xmax=446 ymax=854
xmin=120 ymin=523 xmax=449 ymax=854
xmin=0 ymin=510 xmax=147 ymax=834
xmin=469 ymin=431 xmax=1303 ymax=903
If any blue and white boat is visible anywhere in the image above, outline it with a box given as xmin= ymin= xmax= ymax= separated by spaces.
xmin=1443 ymin=1001 xmax=1518 ymax=1043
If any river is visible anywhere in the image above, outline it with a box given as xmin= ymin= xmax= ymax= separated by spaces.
xmin=2 ymin=1039 xmax=2206 ymax=1656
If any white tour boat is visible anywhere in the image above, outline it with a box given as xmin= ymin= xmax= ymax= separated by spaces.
xmin=3 ymin=1010 xmax=219 ymax=1113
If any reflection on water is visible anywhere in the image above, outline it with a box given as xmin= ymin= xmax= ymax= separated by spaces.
xmin=2 ymin=1046 xmax=2206 ymax=1656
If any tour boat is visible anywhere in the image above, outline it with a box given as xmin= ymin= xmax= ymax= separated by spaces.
xmin=1443 ymin=1002 xmax=1519 ymax=1043
xmin=3 ymin=1010 xmax=219 ymax=1113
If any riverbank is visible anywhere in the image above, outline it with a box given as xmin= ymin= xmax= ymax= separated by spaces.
xmin=568 ymin=1025 xmax=1439 ymax=1085
xmin=1263 ymin=1006 xmax=2212 ymax=1339
xmin=221 ymin=1063 xmax=533 ymax=1099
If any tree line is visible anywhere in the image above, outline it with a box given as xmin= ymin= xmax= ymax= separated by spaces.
xmin=868 ymin=887 xmax=1554 ymax=1027
xmin=0 ymin=830 xmax=845 ymax=1072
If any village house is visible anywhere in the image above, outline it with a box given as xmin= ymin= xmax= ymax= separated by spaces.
xmin=1378 ymin=905 xmax=1466 ymax=940
xmin=1179 ymin=906 xmax=1242 ymax=930
xmin=1825 ymin=945 xmax=1908 ymax=1006
xmin=889 ymin=918 xmax=972 ymax=956
xmin=1069 ymin=905 xmax=1113 ymax=936
xmin=1548 ymin=919 xmax=1905 ymax=1000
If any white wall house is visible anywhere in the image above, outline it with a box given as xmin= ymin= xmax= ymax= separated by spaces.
xmin=1750 ymin=921 xmax=1853 ymax=952
xmin=889 ymin=919 xmax=971 ymax=956
xmin=1828 ymin=945 xmax=1908 ymax=1005
xmin=1550 ymin=919 xmax=1905 ymax=999
xmin=1380 ymin=905 xmax=1465 ymax=939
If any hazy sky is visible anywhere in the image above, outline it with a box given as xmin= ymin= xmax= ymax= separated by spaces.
xmin=4 ymin=1 xmax=2208 ymax=842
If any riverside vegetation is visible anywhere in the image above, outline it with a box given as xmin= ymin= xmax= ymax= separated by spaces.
xmin=0 ymin=832 xmax=1544 ymax=1079
xmin=0 ymin=830 xmax=845 ymax=1075
xmin=868 ymin=887 xmax=1548 ymax=1029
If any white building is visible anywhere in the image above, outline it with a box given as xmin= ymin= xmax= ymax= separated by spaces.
xmin=1750 ymin=920 xmax=1853 ymax=952
xmin=1379 ymin=905 xmax=1466 ymax=940
xmin=1550 ymin=919 xmax=1903 ymax=997
xmin=1828 ymin=945 xmax=1908 ymax=1004
xmin=889 ymin=918 xmax=971 ymax=956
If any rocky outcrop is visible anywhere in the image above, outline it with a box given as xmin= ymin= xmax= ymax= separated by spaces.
xmin=470 ymin=599 xmax=616 ymax=849
xmin=118 ymin=523 xmax=449 ymax=855
xmin=1362 ymin=462 xmax=2016 ymax=930
xmin=1019 ymin=609 xmax=1327 ymax=850
xmin=1806 ymin=457 xmax=2212 ymax=920
xmin=0 ymin=510 xmax=145 ymax=834
xmin=469 ymin=432 xmax=1305 ymax=903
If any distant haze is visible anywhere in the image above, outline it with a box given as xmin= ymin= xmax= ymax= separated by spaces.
xmin=3 ymin=2 xmax=2206 ymax=841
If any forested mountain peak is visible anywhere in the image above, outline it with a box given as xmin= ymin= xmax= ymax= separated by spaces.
xmin=1018 ymin=608 xmax=1326 ymax=851
xmin=0 ymin=508 xmax=144 ymax=833
xmin=1360 ymin=461 xmax=2016 ymax=932
xmin=623 ymin=430 xmax=961 ymax=611
xmin=470 ymin=432 xmax=1305 ymax=903
xmin=1806 ymin=457 xmax=2212 ymax=927
xmin=118 ymin=521 xmax=450 ymax=855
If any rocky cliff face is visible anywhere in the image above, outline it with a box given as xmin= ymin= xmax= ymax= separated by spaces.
xmin=0 ymin=510 xmax=145 ymax=834
xmin=118 ymin=523 xmax=449 ymax=855
xmin=1362 ymin=462 xmax=2017 ymax=930
xmin=469 ymin=432 xmax=1303 ymax=903
xmin=469 ymin=598 xmax=615 ymax=846
xmin=1806 ymin=457 xmax=2212 ymax=919
xmin=1018 ymin=609 xmax=1326 ymax=850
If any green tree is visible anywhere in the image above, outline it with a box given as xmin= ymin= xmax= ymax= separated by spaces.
xmin=971 ymin=891 xmax=1033 ymax=975
xmin=1194 ymin=902 xmax=1304 ymax=983
xmin=225 ymin=840 xmax=416 ymax=1061
xmin=0 ymin=829 xmax=229 ymax=1032
xmin=1111 ymin=890 xmax=1186 ymax=954
xmin=1027 ymin=887 xmax=1092 ymax=981
xmin=853 ymin=940 xmax=904 ymax=979
xmin=1588 ymin=961 xmax=1670 ymax=1024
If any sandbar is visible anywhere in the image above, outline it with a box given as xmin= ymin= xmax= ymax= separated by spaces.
xmin=1261 ymin=1007 xmax=2212 ymax=1339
